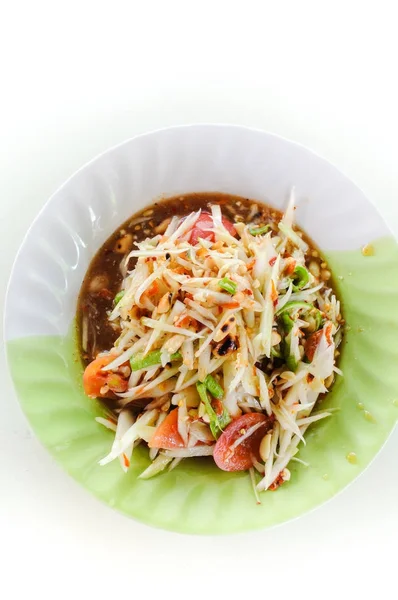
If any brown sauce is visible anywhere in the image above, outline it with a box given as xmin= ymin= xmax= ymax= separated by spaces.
xmin=77 ymin=192 xmax=332 ymax=366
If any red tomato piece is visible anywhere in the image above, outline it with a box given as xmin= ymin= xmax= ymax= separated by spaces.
xmin=83 ymin=355 xmax=128 ymax=398
xmin=148 ymin=408 xmax=185 ymax=449
xmin=83 ymin=355 xmax=114 ymax=398
xmin=213 ymin=413 xmax=273 ymax=472
xmin=189 ymin=212 xmax=236 ymax=245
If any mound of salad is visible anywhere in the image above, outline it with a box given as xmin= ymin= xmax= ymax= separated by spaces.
xmin=83 ymin=192 xmax=343 ymax=499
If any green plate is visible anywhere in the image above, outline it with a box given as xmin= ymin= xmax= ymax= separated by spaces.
xmin=5 ymin=126 xmax=398 ymax=533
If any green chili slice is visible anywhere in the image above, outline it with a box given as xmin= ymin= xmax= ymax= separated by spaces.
xmin=114 ymin=290 xmax=125 ymax=305
xmin=280 ymin=313 xmax=294 ymax=332
xmin=276 ymin=301 xmax=311 ymax=316
xmin=249 ymin=224 xmax=270 ymax=236
xmin=130 ymin=350 xmax=181 ymax=371
xmin=279 ymin=313 xmax=299 ymax=372
xmin=282 ymin=326 xmax=299 ymax=372
xmin=285 ymin=353 xmax=298 ymax=372
xmin=219 ymin=277 xmax=237 ymax=295
xmin=314 ymin=309 xmax=323 ymax=330
xmin=292 ymin=265 xmax=310 ymax=291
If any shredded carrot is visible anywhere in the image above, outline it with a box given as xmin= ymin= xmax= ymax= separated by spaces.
xmin=123 ymin=454 xmax=130 ymax=468
xmin=285 ymin=259 xmax=296 ymax=275
xmin=147 ymin=281 xmax=159 ymax=295
xmin=269 ymin=471 xmax=284 ymax=491
xmin=270 ymin=280 xmax=278 ymax=305
xmin=223 ymin=302 xmax=240 ymax=309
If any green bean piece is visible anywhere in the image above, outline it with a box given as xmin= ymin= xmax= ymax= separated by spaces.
xmin=197 ymin=382 xmax=212 ymax=407
xmin=204 ymin=374 xmax=224 ymax=399
xmin=214 ymin=407 xmax=231 ymax=436
xmin=196 ymin=382 xmax=231 ymax=439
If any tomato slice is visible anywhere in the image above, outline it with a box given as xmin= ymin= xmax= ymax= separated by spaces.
xmin=148 ymin=408 xmax=185 ymax=449
xmin=213 ymin=413 xmax=273 ymax=472
xmin=83 ymin=355 xmax=114 ymax=398
xmin=189 ymin=211 xmax=236 ymax=245
xmin=83 ymin=355 xmax=128 ymax=398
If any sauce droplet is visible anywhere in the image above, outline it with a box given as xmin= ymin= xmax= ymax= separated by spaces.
xmin=357 ymin=402 xmax=364 ymax=410
xmin=364 ymin=410 xmax=376 ymax=423
xmin=361 ymin=244 xmax=375 ymax=256
xmin=322 ymin=473 xmax=329 ymax=480
xmin=346 ymin=452 xmax=357 ymax=464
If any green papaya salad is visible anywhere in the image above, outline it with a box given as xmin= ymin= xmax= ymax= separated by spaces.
xmin=81 ymin=191 xmax=343 ymax=499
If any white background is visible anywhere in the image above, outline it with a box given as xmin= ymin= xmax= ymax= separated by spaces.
xmin=1 ymin=2 xmax=397 ymax=598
